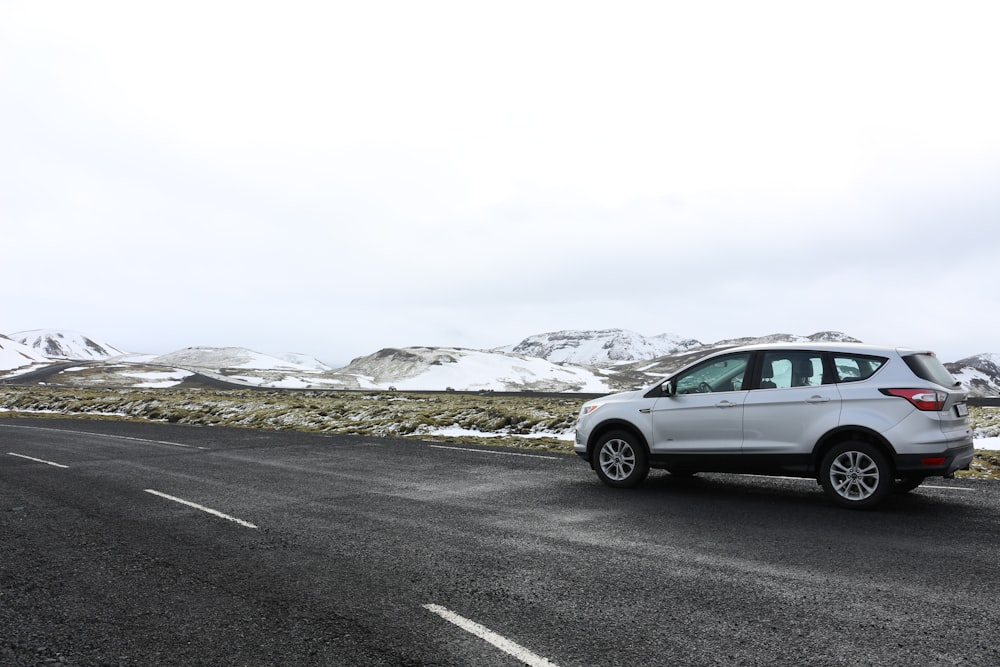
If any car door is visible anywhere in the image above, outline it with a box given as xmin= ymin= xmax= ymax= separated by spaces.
xmin=742 ymin=351 xmax=842 ymax=472
xmin=650 ymin=351 xmax=751 ymax=455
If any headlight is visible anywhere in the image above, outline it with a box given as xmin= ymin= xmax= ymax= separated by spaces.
xmin=579 ymin=404 xmax=602 ymax=418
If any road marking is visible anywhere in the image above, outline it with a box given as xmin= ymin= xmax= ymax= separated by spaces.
xmin=7 ymin=452 xmax=69 ymax=468
xmin=144 ymin=489 xmax=258 ymax=529
xmin=744 ymin=474 xmax=976 ymax=493
xmin=429 ymin=445 xmax=559 ymax=460
xmin=922 ymin=485 xmax=975 ymax=491
xmin=423 ymin=604 xmax=558 ymax=667
xmin=99 ymin=432 xmax=207 ymax=450
xmin=0 ymin=424 xmax=207 ymax=450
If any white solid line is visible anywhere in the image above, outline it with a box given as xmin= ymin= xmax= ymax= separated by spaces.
xmin=144 ymin=489 xmax=258 ymax=529
xmin=104 ymin=433 xmax=207 ymax=450
xmin=735 ymin=474 xmax=977 ymax=492
xmin=423 ymin=604 xmax=559 ymax=667
xmin=428 ymin=445 xmax=559 ymax=460
xmin=7 ymin=452 xmax=70 ymax=468
xmin=0 ymin=424 xmax=207 ymax=450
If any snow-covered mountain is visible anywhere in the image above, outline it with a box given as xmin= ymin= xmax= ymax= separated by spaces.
xmin=711 ymin=331 xmax=863 ymax=347
xmin=10 ymin=329 xmax=123 ymax=360
xmin=2 ymin=327 xmax=997 ymax=396
xmin=585 ymin=331 xmax=867 ymax=391
xmin=497 ymin=328 xmax=701 ymax=365
xmin=334 ymin=347 xmax=610 ymax=393
xmin=947 ymin=354 xmax=1000 ymax=398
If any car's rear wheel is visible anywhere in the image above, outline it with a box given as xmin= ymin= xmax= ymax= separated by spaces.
xmin=820 ymin=441 xmax=891 ymax=510
xmin=593 ymin=430 xmax=649 ymax=488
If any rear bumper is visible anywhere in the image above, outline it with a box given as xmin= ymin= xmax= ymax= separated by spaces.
xmin=894 ymin=442 xmax=976 ymax=477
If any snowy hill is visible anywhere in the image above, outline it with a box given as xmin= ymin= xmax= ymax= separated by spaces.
xmin=0 ymin=335 xmax=49 ymax=372
xmin=948 ymin=354 xmax=1000 ymax=398
xmin=333 ymin=347 xmax=610 ymax=392
xmin=11 ymin=329 xmax=124 ymax=360
xmin=276 ymin=352 xmax=332 ymax=371
xmin=497 ymin=329 xmax=701 ymax=366
xmin=150 ymin=347 xmax=326 ymax=371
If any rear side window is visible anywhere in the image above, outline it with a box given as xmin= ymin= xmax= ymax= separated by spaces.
xmin=902 ymin=353 xmax=959 ymax=388
xmin=833 ymin=354 xmax=887 ymax=382
xmin=760 ymin=352 xmax=827 ymax=388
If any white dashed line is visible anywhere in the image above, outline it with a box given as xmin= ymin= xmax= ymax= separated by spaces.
xmin=144 ymin=489 xmax=258 ymax=529
xmin=7 ymin=452 xmax=69 ymax=468
xmin=429 ymin=445 xmax=559 ymax=460
xmin=423 ymin=604 xmax=558 ymax=667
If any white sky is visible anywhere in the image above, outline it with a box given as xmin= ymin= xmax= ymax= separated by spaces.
xmin=2 ymin=0 xmax=998 ymax=366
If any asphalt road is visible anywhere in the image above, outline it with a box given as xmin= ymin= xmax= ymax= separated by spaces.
xmin=2 ymin=418 xmax=998 ymax=666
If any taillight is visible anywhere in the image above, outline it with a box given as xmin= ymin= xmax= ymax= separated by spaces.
xmin=880 ymin=388 xmax=947 ymax=411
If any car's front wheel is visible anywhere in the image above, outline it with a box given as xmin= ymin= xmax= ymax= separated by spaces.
xmin=820 ymin=441 xmax=891 ymax=509
xmin=593 ymin=430 xmax=649 ymax=488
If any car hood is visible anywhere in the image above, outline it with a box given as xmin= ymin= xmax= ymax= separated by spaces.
xmin=588 ymin=389 xmax=646 ymax=406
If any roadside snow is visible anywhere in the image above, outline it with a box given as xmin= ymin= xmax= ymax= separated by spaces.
xmin=229 ymin=375 xmax=349 ymax=389
xmin=976 ymin=436 xmax=999 ymax=450
xmin=418 ymin=426 xmax=575 ymax=441
xmin=121 ymin=370 xmax=194 ymax=388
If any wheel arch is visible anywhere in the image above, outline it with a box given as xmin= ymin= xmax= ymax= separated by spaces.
xmin=812 ymin=426 xmax=898 ymax=476
xmin=586 ymin=419 xmax=650 ymax=468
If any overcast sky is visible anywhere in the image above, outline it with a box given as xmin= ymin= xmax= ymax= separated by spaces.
xmin=3 ymin=1 xmax=998 ymax=366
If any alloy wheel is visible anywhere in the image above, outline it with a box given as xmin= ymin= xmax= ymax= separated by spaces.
xmin=598 ymin=439 xmax=636 ymax=482
xmin=828 ymin=450 xmax=881 ymax=501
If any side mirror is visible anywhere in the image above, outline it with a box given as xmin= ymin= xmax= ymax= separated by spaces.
xmin=662 ymin=380 xmax=677 ymax=397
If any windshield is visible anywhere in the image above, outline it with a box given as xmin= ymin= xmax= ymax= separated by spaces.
xmin=902 ymin=353 xmax=959 ymax=388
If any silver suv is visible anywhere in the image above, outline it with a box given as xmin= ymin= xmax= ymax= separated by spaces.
xmin=574 ymin=343 xmax=974 ymax=509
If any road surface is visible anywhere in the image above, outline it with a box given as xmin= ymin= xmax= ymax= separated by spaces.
xmin=2 ymin=417 xmax=998 ymax=665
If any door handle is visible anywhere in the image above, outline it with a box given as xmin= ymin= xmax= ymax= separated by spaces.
xmin=715 ymin=400 xmax=737 ymax=408
xmin=806 ymin=396 xmax=831 ymax=403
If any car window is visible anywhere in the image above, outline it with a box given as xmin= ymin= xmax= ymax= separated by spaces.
xmin=833 ymin=354 xmax=887 ymax=382
xmin=760 ymin=352 xmax=826 ymax=388
xmin=675 ymin=353 xmax=751 ymax=394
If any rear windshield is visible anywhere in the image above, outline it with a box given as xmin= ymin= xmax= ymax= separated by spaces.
xmin=902 ymin=353 xmax=959 ymax=388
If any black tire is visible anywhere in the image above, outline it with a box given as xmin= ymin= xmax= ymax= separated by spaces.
xmin=592 ymin=430 xmax=649 ymax=488
xmin=893 ymin=476 xmax=924 ymax=494
xmin=819 ymin=441 xmax=891 ymax=510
